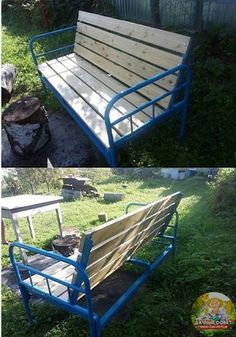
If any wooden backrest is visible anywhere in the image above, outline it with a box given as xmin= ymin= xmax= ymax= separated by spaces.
xmin=74 ymin=11 xmax=191 ymax=105
xmin=77 ymin=192 xmax=182 ymax=290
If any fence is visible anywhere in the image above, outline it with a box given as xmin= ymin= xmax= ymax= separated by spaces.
xmin=106 ymin=0 xmax=236 ymax=30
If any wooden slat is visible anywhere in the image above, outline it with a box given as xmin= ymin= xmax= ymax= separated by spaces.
xmin=46 ymin=58 xmax=140 ymax=135
xmin=87 ymin=211 xmax=172 ymax=278
xmin=79 ymin=11 xmax=190 ymax=54
xmin=38 ymin=62 xmax=120 ymax=147
xmin=84 ymin=192 xmax=182 ymax=246
xmin=88 ymin=224 xmax=164 ymax=290
xmin=87 ymin=202 xmax=175 ymax=269
xmin=76 ymin=22 xmax=182 ymax=70
xmin=75 ymin=33 xmax=177 ymax=92
xmin=68 ymin=53 xmax=156 ymax=120
xmin=56 ymin=55 xmax=150 ymax=124
xmin=74 ymin=44 xmax=171 ymax=109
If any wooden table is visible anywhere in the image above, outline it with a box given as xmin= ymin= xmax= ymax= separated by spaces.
xmin=1 ymin=194 xmax=64 ymax=263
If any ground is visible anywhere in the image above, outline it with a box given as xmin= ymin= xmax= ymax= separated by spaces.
xmin=2 ymin=174 xmax=236 ymax=337
xmin=2 ymin=9 xmax=236 ymax=167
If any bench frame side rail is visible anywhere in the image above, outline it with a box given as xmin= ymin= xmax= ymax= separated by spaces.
xmin=9 ymin=242 xmax=101 ymax=337
xmin=105 ymin=64 xmax=191 ymax=165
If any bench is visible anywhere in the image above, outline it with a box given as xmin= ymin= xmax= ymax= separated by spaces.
xmin=10 ymin=192 xmax=183 ymax=337
xmin=29 ymin=12 xmax=191 ymax=166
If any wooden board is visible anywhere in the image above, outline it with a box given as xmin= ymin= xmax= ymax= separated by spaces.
xmin=75 ymin=33 xmax=177 ymax=92
xmin=82 ymin=192 xmax=182 ymax=247
xmin=46 ymin=58 xmax=140 ymax=135
xmin=74 ymin=45 xmax=171 ymax=109
xmin=76 ymin=22 xmax=182 ymax=70
xmin=38 ymin=62 xmax=121 ymax=147
xmin=56 ymin=55 xmax=150 ymax=124
xmin=78 ymin=11 xmax=190 ymax=55
xmin=68 ymin=53 xmax=157 ymax=120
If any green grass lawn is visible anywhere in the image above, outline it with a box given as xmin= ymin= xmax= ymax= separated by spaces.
xmin=2 ymin=9 xmax=236 ymax=167
xmin=2 ymin=174 xmax=236 ymax=337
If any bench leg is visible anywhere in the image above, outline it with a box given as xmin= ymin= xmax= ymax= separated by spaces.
xmin=20 ymin=285 xmax=34 ymax=324
xmin=108 ymin=147 xmax=117 ymax=167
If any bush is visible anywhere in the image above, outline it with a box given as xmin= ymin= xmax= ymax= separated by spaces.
xmin=210 ymin=168 xmax=236 ymax=213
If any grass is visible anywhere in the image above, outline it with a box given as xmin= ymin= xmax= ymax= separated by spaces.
xmin=2 ymin=174 xmax=236 ymax=337
xmin=2 ymin=9 xmax=236 ymax=166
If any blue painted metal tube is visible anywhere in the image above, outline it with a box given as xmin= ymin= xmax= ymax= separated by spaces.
xmin=125 ymin=202 xmax=148 ymax=214
xmin=126 ymin=258 xmax=151 ymax=269
xmin=15 ymin=261 xmax=85 ymax=293
xmin=110 ymin=82 xmax=187 ymax=127
xmin=21 ymin=282 xmax=92 ymax=321
xmin=114 ymin=100 xmax=184 ymax=148
xmin=29 ymin=26 xmax=76 ymax=66
xmin=104 ymin=64 xmax=189 ymax=154
xmin=35 ymin=44 xmax=74 ymax=59
xmin=9 ymin=242 xmax=89 ymax=283
xmin=100 ymin=243 xmax=173 ymax=328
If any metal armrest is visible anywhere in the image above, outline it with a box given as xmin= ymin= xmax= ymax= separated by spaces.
xmin=29 ymin=26 xmax=76 ymax=66
xmin=104 ymin=64 xmax=191 ymax=144
xmin=125 ymin=202 xmax=148 ymax=214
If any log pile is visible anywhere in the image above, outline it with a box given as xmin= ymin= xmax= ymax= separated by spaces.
xmin=61 ymin=177 xmax=99 ymax=200
xmin=2 ymin=97 xmax=50 ymax=156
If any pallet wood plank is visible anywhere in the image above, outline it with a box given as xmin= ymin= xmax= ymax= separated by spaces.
xmin=76 ymin=22 xmax=182 ymax=70
xmin=75 ymin=33 xmax=177 ymax=91
xmin=79 ymin=11 xmax=190 ymax=54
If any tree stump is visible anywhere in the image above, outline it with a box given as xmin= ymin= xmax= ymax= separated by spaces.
xmin=1 ymin=64 xmax=16 ymax=105
xmin=52 ymin=235 xmax=80 ymax=257
xmin=2 ymin=97 xmax=50 ymax=156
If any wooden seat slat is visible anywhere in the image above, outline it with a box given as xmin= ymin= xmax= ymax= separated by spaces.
xmin=68 ymin=54 xmax=156 ymax=121
xmin=38 ymin=62 xmax=121 ymax=146
xmin=79 ymin=11 xmax=190 ymax=54
xmin=56 ymin=55 xmax=148 ymax=125
xmin=76 ymin=22 xmax=182 ymax=70
xmin=45 ymin=58 xmax=141 ymax=135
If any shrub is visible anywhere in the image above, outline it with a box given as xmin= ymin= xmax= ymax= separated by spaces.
xmin=210 ymin=168 xmax=236 ymax=213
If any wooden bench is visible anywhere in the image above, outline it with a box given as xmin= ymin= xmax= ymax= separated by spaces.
xmin=29 ymin=12 xmax=191 ymax=166
xmin=10 ymin=192 xmax=183 ymax=337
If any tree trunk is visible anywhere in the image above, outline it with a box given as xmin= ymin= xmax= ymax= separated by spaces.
xmin=2 ymin=97 xmax=50 ymax=156
xmin=52 ymin=235 xmax=80 ymax=257
xmin=1 ymin=64 xmax=16 ymax=105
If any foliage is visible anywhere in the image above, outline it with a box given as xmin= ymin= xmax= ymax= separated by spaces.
xmin=210 ymin=168 xmax=236 ymax=214
xmin=2 ymin=174 xmax=236 ymax=337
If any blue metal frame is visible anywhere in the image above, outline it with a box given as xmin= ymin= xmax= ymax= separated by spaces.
xmin=29 ymin=25 xmax=191 ymax=166
xmin=9 ymin=207 xmax=179 ymax=337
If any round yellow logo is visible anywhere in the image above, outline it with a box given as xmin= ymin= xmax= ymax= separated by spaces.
xmin=191 ymin=292 xmax=236 ymax=334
